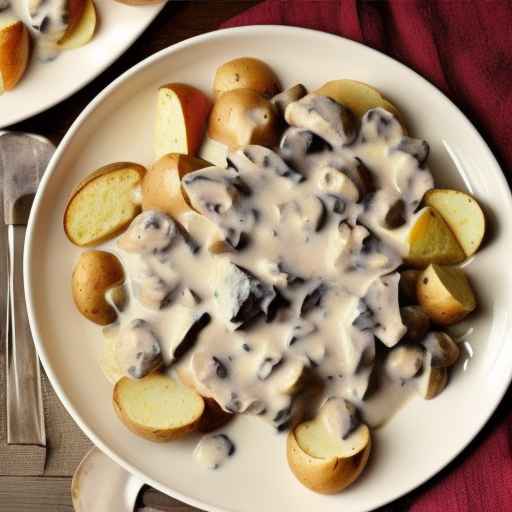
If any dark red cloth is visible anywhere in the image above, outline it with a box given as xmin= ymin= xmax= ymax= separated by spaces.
xmin=222 ymin=2 xmax=512 ymax=511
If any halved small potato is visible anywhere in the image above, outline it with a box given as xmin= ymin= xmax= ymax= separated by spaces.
xmin=424 ymin=189 xmax=485 ymax=258
xmin=155 ymin=83 xmax=212 ymax=159
xmin=142 ymin=153 xmax=209 ymax=220
xmin=417 ymin=264 xmax=476 ymax=325
xmin=64 ymin=162 xmax=146 ymax=246
xmin=58 ymin=0 xmax=96 ymax=50
xmin=406 ymin=207 xmax=466 ymax=268
xmin=113 ymin=373 xmax=205 ymax=442
xmin=417 ymin=352 xmax=448 ymax=399
xmin=287 ymin=415 xmax=371 ymax=494
xmin=208 ymin=88 xmax=280 ymax=149
xmin=213 ymin=57 xmax=281 ymax=99
xmin=0 ymin=18 xmax=29 ymax=93
xmin=315 ymin=79 xmax=406 ymax=128
xmin=72 ymin=251 xmax=124 ymax=325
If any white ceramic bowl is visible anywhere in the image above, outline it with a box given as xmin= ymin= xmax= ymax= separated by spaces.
xmin=25 ymin=26 xmax=512 ymax=512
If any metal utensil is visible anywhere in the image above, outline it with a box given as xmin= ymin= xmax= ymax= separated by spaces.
xmin=72 ymin=448 xmax=144 ymax=512
xmin=0 ymin=131 xmax=55 ymax=446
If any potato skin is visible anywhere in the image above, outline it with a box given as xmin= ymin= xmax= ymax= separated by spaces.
xmin=0 ymin=20 xmax=30 ymax=92
xmin=287 ymin=428 xmax=371 ymax=494
xmin=72 ymin=251 xmax=124 ymax=325
xmin=208 ymin=88 xmax=280 ymax=149
xmin=213 ymin=57 xmax=281 ymax=99
xmin=142 ymin=153 xmax=209 ymax=220
xmin=197 ymin=397 xmax=233 ymax=433
xmin=112 ymin=375 xmax=204 ymax=442
xmin=114 ymin=0 xmax=162 ymax=4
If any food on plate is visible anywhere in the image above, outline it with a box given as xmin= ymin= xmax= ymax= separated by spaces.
xmin=0 ymin=17 xmax=29 ymax=93
xmin=425 ymin=188 xmax=485 ymax=258
xmin=58 ymin=0 xmax=97 ymax=50
xmin=406 ymin=207 xmax=466 ymax=268
xmin=64 ymin=162 xmax=146 ymax=246
xmin=416 ymin=352 xmax=448 ymax=399
xmin=208 ymin=88 xmax=280 ymax=149
xmin=155 ymin=83 xmax=211 ymax=159
xmin=115 ymin=0 xmax=163 ymax=4
xmin=287 ymin=398 xmax=371 ymax=494
xmin=29 ymin=0 xmax=86 ymax=41
xmin=72 ymin=250 xmax=124 ymax=325
xmin=213 ymin=57 xmax=281 ymax=99
xmin=315 ymin=79 xmax=405 ymax=127
xmin=417 ymin=264 xmax=476 ymax=325
xmin=64 ymin=59 xmax=487 ymax=493
xmin=142 ymin=153 xmax=209 ymax=220
xmin=113 ymin=373 xmax=205 ymax=442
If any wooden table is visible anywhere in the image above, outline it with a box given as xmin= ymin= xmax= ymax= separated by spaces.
xmin=1 ymin=1 xmax=508 ymax=511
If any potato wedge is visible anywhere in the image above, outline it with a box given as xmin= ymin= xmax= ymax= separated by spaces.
xmin=417 ymin=264 xmax=476 ymax=325
xmin=58 ymin=0 xmax=96 ymax=50
xmin=416 ymin=352 xmax=448 ymax=399
xmin=424 ymin=189 xmax=485 ymax=258
xmin=155 ymin=83 xmax=211 ymax=159
xmin=142 ymin=153 xmax=209 ymax=220
xmin=0 ymin=18 xmax=29 ymax=93
xmin=72 ymin=251 xmax=124 ymax=325
xmin=213 ymin=57 xmax=281 ymax=99
xmin=315 ymin=79 xmax=406 ymax=128
xmin=287 ymin=414 xmax=371 ymax=494
xmin=64 ymin=162 xmax=146 ymax=246
xmin=406 ymin=207 xmax=466 ymax=268
xmin=208 ymin=88 xmax=280 ymax=149
xmin=113 ymin=373 xmax=205 ymax=442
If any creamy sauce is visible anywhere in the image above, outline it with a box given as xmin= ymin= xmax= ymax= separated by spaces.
xmin=108 ymin=102 xmax=435 ymax=430
xmin=194 ymin=433 xmax=235 ymax=470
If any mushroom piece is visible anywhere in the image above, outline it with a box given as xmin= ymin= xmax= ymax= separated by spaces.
xmin=72 ymin=447 xmax=143 ymax=512
xmin=416 ymin=351 xmax=448 ymax=399
xmin=400 ymin=305 xmax=431 ymax=342
xmin=421 ymin=331 xmax=460 ymax=368
xmin=385 ymin=345 xmax=424 ymax=381
xmin=320 ymin=397 xmax=360 ymax=440
xmin=272 ymin=83 xmax=308 ymax=115
xmin=399 ymin=269 xmax=421 ymax=305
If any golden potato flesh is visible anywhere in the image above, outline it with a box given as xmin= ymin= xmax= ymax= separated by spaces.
xmin=208 ymin=88 xmax=280 ymax=149
xmin=417 ymin=264 xmax=476 ymax=325
xmin=72 ymin=251 xmax=124 ymax=325
xmin=213 ymin=57 xmax=281 ymax=99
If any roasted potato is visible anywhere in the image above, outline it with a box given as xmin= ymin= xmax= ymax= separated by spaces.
xmin=155 ymin=83 xmax=212 ymax=159
xmin=287 ymin=411 xmax=371 ymax=494
xmin=213 ymin=57 xmax=281 ymax=99
xmin=142 ymin=153 xmax=209 ymax=220
xmin=64 ymin=162 xmax=146 ymax=246
xmin=113 ymin=373 xmax=205 ymax=442
xmin=315 ymin=79 xmax=406 ymax=129
xmin=72 ymin=251 xmax=124 ymax=325
xmin=416 ymin=351 xmax=448 ymax=399
xmin=406 ymin=207 xmax=466 ymax=268
xmin=58 ymin=0 xmax=96 ymax=50
xmin=208 ymin=88 xmax=280 ymax=149
xmin=424 ymin=189 xmax=485 ymax=258
xmin=0 ymin=18 xmax=29 ymax=93
xmin=417 ymin=264 xmax=476 ymax=325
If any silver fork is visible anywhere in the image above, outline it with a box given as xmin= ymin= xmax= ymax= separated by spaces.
xmin=1 ymin=131 xmax=55 ymax=446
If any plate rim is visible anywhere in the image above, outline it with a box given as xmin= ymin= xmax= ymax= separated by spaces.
xmin=1 ymin=2 xmax=165 ymax=129
xmin=24 ymin=24 xmax=512 ymax=512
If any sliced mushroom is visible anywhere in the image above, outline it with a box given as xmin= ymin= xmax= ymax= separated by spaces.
xmin=399 ymin=269 xmax=421 ymax=305
xmin=421 ymin=331 xmax=460 ymax=368
xmin=272 ymin=84 xmax=308 ymax=115
xmin=393 ymin=137 xmax=430 ymax=167
xmin=400 ymin=305 xmax=431 ymax=342
xmin=385 ymin=345 xmax=424 ymax=381
xmin=416 ymin=351 xmax=448 ymax=399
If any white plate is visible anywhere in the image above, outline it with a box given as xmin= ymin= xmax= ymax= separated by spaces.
xmin=25 ymin=26 xmax=512 ymax=512
xmin=0 ymin=0 xmax=164 ymax=128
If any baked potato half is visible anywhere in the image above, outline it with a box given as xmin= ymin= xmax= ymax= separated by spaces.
xmin=58 ymin=0 xmax=96 ymax=50
xmin=208 ymin=88 xmax=281 ymax=149
xmin=424 ymin=188 xmax=485 ymax=258
xmin=64 ymin=162 xmax=146 ymax=247
xmin=113 ymin=373 xmax=205 ymax=442
xmin=72 ymin=251 xmax=124 ymax=326
xmin=417 ymin=264 xmax=476 ymax=325
xmin=213 ymin=57 xmax=281 ymax=99
xmin=0 ymin=18 xmax=29 ymax=93
xmin=155 ymin=83 xmax=211 ymax=159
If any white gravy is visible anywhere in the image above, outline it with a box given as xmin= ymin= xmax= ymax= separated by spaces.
xmin=108 ymin=103 xmax=435 ymax=432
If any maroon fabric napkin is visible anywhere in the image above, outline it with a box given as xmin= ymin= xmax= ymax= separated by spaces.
xmin=222 ymin=1 xmax=512 ymax=511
